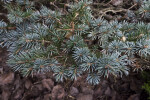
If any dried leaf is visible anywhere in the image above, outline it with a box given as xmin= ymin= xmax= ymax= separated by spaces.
xmin=14 ymin=89 xmax=24 ymax=99
xmin=25 ymin=79 xmax=32 ymax=89
xmin=2 ymin=89 xmax=11 ymax=100
xmin=52 ymin=85 xmax=65 ymax=100
xmin=111 ymin=0 xmax=123 ymax=6
xmin=0 ymin=72 xmax=14 ymax=85
xmin=70 ymin=87 xmax=79 ymax=97
xmin=77 ymin=94 xmax=93 ymax=100
xmin=42 ymin=79 xmax=54 ymax=91
xmin=105 ymin=87 xmax=111 ymax=96
xmin=128 ymin=94 xmax=140 ymax=100
xmin=44 ymin=94 xmax=51 ymax=100
xmin=81 ymin=87 xmax=94 ymax=95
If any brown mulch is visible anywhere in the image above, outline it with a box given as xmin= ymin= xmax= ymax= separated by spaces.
xmin=0 ymin=0 xmax=149 ymax=100
xmin=0 ymin=48 xmax=148 ymax=100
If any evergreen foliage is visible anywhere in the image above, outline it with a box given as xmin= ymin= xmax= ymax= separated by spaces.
xmin=142 ymin=83 xmax=150 ymax=99
xmin=142 ymin=71 xmax=150 ymax=99
xmin=0 ymin=0 xmax=150 ymax=85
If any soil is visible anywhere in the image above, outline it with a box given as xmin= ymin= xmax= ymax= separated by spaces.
xmin=0 ymin=48 xmax=148 ymax=100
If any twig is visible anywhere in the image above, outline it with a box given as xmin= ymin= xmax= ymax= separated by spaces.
xmin=0 ymin=13 xmax=7 ymax=16
xmin=128 ymin=3 xmax=137 ymax=10
xmin=97 ymin=7 xmax=127 ymax=18
xmin=106 ymin=0 xmax=113 ymax=5
xmin=50 ymin=1 xmax=60 ymax=11
xmin=91 ymin=2 xmax=112 ymax=7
